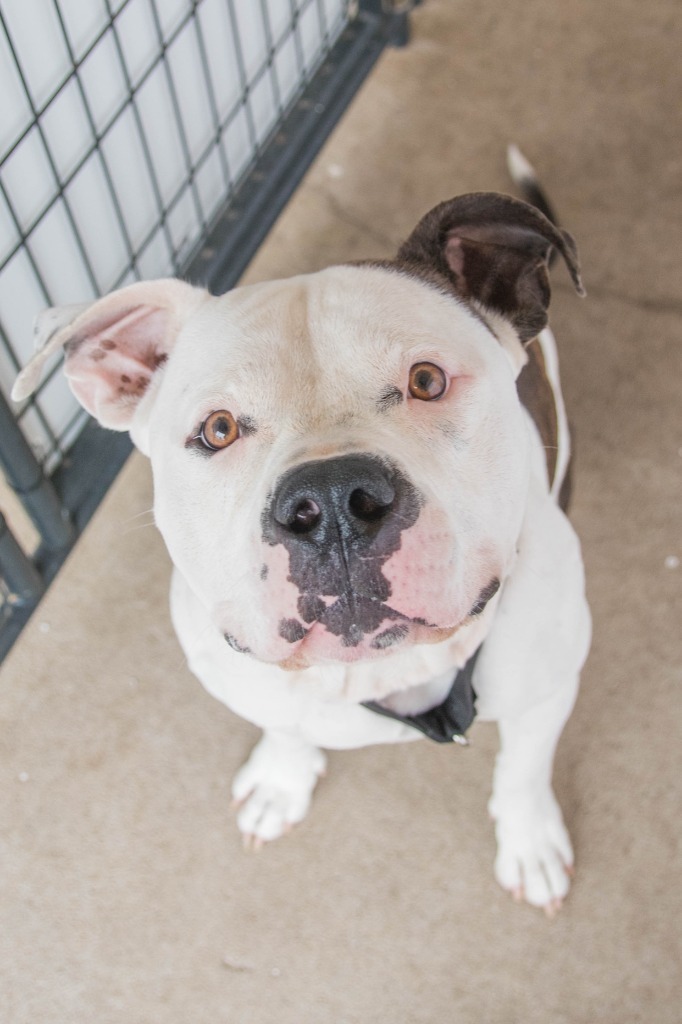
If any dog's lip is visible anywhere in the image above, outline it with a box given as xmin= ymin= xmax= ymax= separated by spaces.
xmin=312 ymin=601 xmax=437 ymax=638
xmin=282 ymin=577 xmax=501 ymax=653
xmin=275 ymin=615 xmax=470 ymax=671
xmin=468 ymin=577 xmax=501 ymax=616
xmin=284 ymin=611 xmax=456 ymax=657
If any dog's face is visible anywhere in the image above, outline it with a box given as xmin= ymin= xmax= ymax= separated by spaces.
xmin=14 ymin=193 xmax=583 ymax=670
xmin=147 ymin=265 xmax=529 ymax=667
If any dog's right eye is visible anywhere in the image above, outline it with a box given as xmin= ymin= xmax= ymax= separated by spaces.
xmin=196 ymin=410 xmax=240 ymax=451
xmin=408 ymin=362 xmax=448 ymax=401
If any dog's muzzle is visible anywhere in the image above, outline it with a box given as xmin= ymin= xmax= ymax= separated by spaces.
xmin=262 ymin=454 xmax=422 ymax=648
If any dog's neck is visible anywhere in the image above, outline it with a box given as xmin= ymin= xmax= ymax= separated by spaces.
xmin=369 ymin=665 xmax=460 ymax=717
xmin=363 ymin=645 xmax=480 ymax=742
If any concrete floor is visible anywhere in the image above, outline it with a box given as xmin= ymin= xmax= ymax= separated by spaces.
xmin=2 ymin=1 xmax=681 ymax=1021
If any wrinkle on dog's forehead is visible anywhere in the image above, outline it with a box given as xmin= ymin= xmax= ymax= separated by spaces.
xmin=170 ymin=279 xmax=337 ymax=425
xmin=176 ymin=265 xmax=491 ymax=408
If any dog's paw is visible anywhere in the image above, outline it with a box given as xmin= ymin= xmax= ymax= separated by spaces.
xmin=231 ymin=733 xmax=327 ymax=847
xmin=491 ymin=790 xmax=574 ymax=915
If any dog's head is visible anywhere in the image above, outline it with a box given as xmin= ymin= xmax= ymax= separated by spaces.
xmin=14 ymin=193 xmax=582 ymax=669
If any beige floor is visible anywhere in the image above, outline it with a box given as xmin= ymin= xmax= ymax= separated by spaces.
xmin=2 ymin=2 xmax=681 ymax=1021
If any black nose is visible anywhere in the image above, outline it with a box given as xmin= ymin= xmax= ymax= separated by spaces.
xmin=270 ymin=454 xmax=398 ymax=542
xmin=263 ymin=454 xmax=421 ymax=646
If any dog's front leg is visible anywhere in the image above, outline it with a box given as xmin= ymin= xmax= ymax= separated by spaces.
xmin=488 ymin=680 xmax=579 ymax=914
xmin=231 ymin=730 xmax=327 ymax=848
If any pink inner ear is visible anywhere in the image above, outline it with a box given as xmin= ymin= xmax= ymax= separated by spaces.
xmin=65 ymin=305 xmax=170 ymax=429
xmin=443 ymin=235 xmax=467 ymax=289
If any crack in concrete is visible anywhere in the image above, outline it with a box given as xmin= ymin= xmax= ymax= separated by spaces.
xmin=311 ymin=184 xmax=399 ymax=253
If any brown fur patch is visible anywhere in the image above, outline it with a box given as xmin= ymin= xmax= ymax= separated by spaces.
xmin=516 ymin=338 xmax=559 ymax=490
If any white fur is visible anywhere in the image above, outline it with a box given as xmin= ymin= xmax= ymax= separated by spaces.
xmin=506 ymin=143 xmax=537 ymax=188
xmin=537 ymin=327 xmax=572 ymax=501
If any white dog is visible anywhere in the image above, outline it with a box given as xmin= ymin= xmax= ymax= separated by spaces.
xmin=14 ymin=156 xmax=590 ymax=914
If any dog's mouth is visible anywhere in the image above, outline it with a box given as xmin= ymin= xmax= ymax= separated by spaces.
xmin=245 ymin=576 xmax=502 ymax=669
xmin=279 ymin=591 xmax=428 ymax=652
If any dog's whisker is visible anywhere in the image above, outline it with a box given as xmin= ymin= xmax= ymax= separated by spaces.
xmin=120 ymin=507 xmax=156 ymax=536
xmin=122 ymin=506 xmax=155 ymax=524
xmin=121 ymin=519 xmax=157 ymax=536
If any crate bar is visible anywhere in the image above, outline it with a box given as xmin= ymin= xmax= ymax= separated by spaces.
xmin=187 ymin=10 xmax=396 ymax=294
xmin=0 ymin=389 xmax=74 ymax=552
xmin=0 ymin=511 xmax=44 ymax=604
xmin=360 ymin=0 xmax=416 ymax=48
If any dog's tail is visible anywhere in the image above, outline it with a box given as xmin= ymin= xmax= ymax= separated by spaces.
xmin=506 ymin=144 xmax=560 ymax=226
xmin=507 ymin=144 xmax=571 ymax=275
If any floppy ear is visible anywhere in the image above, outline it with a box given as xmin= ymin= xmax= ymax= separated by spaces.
xmin=396 ymin=192 xmax=585 ymax=342
xmin=12 ymin=279 xmax=207 ymax=430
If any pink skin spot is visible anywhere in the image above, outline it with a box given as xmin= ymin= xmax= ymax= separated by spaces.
xmin=261 ymin=543 xmax=301 ymax=622
xmin=382 ymin=509 xmax=460 ymax=625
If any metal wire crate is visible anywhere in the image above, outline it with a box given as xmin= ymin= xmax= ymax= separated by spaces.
xmin=0 ymin=0 xmax=413 ymax=659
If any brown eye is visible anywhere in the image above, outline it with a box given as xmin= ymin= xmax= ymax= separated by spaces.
xmin=199 ymin=410 xmax=239 ymax=450
xmin=408 ymin=362 xmax=447 ymax=401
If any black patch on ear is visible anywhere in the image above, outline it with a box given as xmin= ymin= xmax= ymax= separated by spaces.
xmin=396 ymin=192 xmax=584 ymax=342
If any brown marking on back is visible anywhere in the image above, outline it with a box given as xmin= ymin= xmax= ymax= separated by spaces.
xmin=557 ymin=451 xmax=573 ymax=513
xmin=516 ymin=338 xmax=559 ymax=490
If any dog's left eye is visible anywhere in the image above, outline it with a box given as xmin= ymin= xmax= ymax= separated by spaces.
xmin=196 ymin=410 xmax=240 ymax=451
xmin=408 ymin=362 xmax=447 ymax=401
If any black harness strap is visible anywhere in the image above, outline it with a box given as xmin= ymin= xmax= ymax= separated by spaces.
xmin=362 ymin=645 xmax=480 ymax=744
